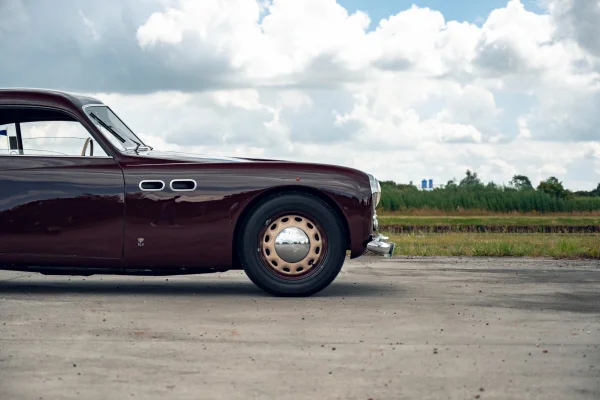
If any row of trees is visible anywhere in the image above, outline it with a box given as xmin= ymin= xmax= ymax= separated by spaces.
xmin=379 ymin=171 xmax=600 ymax=213
xmin=447 ymin=170 xmax=600 ymax=198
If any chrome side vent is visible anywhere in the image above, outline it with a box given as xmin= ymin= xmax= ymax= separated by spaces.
xmin=170 ymin=179 xmax=197 ymax=191
xmin=139 ymin=180 xmax=165 ymax=191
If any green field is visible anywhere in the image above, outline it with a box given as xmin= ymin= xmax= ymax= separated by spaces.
xmin=376 ymin=179 xmax=600 ymax=258
xmin=384 ymin=232 xmax=600 ymax=259
xmin=379 ymin=214 xmax=600 ymax=227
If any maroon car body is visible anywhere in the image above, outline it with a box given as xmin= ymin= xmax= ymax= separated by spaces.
xmin=0 ymin=89 xmax=383 ymax=277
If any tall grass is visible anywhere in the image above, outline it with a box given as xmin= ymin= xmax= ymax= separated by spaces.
xmin=378 ymin=215 xmax=600 ymax=227
xmin=380 ymin=183 xmax=600 ymax=213
xmin=384 ymin=232 xmax=600 ymax=258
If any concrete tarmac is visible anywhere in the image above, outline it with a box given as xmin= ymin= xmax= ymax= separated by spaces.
xmin=1 ymin=257 xmax=599 ymax=400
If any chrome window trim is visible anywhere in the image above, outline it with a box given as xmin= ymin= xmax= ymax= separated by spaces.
xmin=139 ymin=180 xmax=165 ymax=192
xmin=0 ymin=154 xmax=113 ymax=159
xmin=82 ymin=104 xmax=145 ymax=152
xmin=169 ymin=179 xmax=197 ymax=192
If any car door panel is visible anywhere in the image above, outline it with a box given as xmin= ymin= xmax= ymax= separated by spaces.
xmin=0 ymin=156 xmax=125 ymax=263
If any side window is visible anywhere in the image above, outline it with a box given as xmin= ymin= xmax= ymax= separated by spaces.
xmin=0 ymin=108 xmax=109 ymax=157
xmin=18 ymin=121 xmax=108 ymax=157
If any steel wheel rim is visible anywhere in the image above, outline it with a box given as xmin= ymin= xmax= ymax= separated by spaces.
xmin=260 ymin=214 xmax=326 ymax=278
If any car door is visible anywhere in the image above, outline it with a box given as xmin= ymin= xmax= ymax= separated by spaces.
xmin=0 ymin=106 xmax=125 ymax=266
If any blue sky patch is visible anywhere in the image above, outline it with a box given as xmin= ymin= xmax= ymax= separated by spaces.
xmin=338 ymin=0 xmax=544 ymax=28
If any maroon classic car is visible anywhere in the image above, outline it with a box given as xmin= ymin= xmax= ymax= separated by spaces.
xmin=0 ymin=88 xmax=394 ymax=296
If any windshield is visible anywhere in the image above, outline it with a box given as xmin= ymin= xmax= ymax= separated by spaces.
xmin=84 ymin=105 xmax=147 ymax=152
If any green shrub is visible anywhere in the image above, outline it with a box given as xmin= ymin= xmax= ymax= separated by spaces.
xmin=379 ymin=182 xmax=600 ymax=213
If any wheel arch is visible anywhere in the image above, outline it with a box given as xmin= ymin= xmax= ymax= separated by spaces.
xmin=232 ymin=186 xmax=351 ymax=268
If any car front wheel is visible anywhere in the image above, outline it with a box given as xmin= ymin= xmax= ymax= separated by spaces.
xmin=238 ymin=193 xmax=346 ymax=297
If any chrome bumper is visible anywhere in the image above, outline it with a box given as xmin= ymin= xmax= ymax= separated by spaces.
xmin=367 ymin=234 xmax=395 ymax=258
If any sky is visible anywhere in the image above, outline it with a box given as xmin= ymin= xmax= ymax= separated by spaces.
xmin=1 ymin=0 xmax=599 ymax=190
xmin=339 ymin=0 xmax=543 ymax=26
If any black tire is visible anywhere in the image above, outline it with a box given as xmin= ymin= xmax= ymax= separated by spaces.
xmin=238 ymin=192 xmax=346 ymax=297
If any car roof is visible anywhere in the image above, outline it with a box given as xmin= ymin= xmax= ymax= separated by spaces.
xmin=0 ymin=88 xmax=103 ymax=108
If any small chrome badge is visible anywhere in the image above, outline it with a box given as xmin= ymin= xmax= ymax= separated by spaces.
xmin=137 ymin=238 xmax=145 ymax=247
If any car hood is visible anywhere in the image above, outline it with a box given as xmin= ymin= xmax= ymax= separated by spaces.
xmin=129 ymin=151 xmax=366 ymax=180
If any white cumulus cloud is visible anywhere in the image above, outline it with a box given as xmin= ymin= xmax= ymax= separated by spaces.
xmin=1 ymin=0 xmax=599 ymax=189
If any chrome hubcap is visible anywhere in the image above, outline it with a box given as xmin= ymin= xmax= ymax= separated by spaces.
xmin=261 ymin=215 xmax=324 ymax=277
xmin=274 ymin=227 xmax=310 ymax=263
